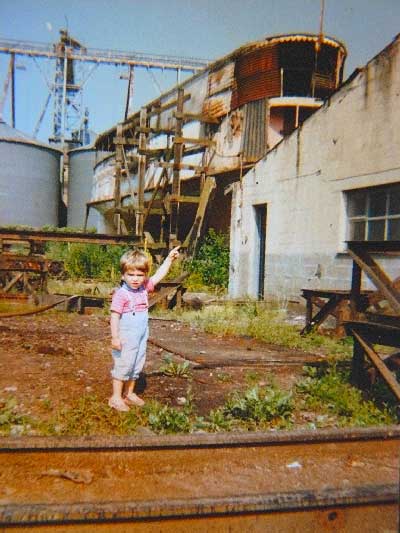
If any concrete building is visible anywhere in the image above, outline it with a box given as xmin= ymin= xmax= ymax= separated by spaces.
xmin=229 ymin=34 xmax=400 ymax=302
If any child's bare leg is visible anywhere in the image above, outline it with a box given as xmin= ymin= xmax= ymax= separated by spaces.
xmin=108 ymin=379 xmax=130 ymax=411
xmin=123 ymin=379 xmax=145 ymax=406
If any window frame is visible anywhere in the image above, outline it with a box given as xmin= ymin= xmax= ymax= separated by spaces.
xmin=346 ymin=183 xmax=400 ymax=242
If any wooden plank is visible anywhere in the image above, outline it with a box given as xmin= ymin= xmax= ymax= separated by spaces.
xmin=351 ymin=329 xmax=400 ymax=401
xmin=174 ymin=136 xmax=215 ymax=147
xmin=169 ymin=195 xmax=200 ymax=204
xmin=300 ymin=295 xmax=341 ymax=335
xmin=113 ymin=137 xmax=139 ymax=146
xmin=174 ymin=111 xmax=220 ymax=124
xmin=147 ymin=94 xmax=191 ymax=117
xmin=170 ymin=88 xmax=184 ymax=242
xmin=347 ymin=245 xmax=400 ymax=314
xmin=183 ymin=176 xmax=216 ymax=253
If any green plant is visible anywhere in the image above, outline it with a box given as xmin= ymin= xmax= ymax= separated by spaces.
xmin=216 ymin=372 xmax=233 ymax=383
xmin=297 ymin=365 xmax=396 ymax=427
xmin=0 ymin=397 xmax=32 ymax=435
xmin=52 ymin=395 xmax=139 ymax=435
xmin=205 ymin=408 xmax=233 ymax=432
xmin=159 ymin=355 xmax=192 ymax=378
xmin=223 ymin=385 xmax=294 ymax=428
xmin=142 ymin=400 xmax=193 ymax=434
xmin=46 ymin=242 xmax=128 ymax=281
xmin=186 ymin=229 xmax=230 ymax=289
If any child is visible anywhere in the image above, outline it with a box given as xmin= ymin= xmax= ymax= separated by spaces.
xmin=109 ymin=246 xmax=180 ymax=411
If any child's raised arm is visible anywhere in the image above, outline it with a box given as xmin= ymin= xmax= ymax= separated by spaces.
xmin=150 ymin=246 xmax=180 ymax=286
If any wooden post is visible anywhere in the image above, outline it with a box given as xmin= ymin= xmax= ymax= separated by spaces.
xmin=114 ymin=124 xmax=123 ymax=234
xmin=350 ymin=335 xmax=366 ymax=388
xmin=350 ymin=260 xmax=362 ymax=319
xmin=170 ymin=88 xmax=184 ymax=244
xmin=137 ymin=107 xmax=147 ymax=236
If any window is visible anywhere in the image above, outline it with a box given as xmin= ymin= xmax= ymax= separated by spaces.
xmin=346 ymin=184 xmax=400 ymax=241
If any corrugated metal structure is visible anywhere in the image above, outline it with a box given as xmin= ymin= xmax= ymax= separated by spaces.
xmin=0 ymin=120 xmax=62 ymax=227
xmin=90 ymin=33 xmax=346 ymax=249
xmin=67 ymin=145 xmax=106 ymax=230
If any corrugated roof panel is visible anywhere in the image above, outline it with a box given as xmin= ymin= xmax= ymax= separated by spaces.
xmin=232 ymin=71 xmax=281 ymax=109
xmin=231 ymin=46 xmax=281 ymax=109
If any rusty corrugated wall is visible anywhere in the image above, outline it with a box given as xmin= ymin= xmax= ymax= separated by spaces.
xmin=241 ymin=98 xmax=267 ymax=162
xmin=231 ymin=45 xmax=280 ymax=109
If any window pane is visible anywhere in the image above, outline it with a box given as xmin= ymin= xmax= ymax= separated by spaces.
xmin=350 ymin=220 xmax=366 ymax=240
xmin=347 ymin=190 xmax=366 ymax=217
xmin=388 ymin=188 xmax=400 ymax=215
xmin=369 ymin=190 xmax=387 ymax=217
xmin=388 ymin=218 xmax=400 ymax=240
xmin=368 ymin=219 xmax=385 ymax=240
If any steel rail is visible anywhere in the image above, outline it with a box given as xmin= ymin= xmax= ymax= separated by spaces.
xmin=1 ymin=425 xmax=399 ymax=451
xmin=0 ymin=427 xmax=399 ymax=530
xmin=1 ymin=485 xmax=397 ymax=528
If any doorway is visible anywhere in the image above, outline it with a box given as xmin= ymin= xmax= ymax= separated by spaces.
xmin=254 ymin=204 xmax=267 ymax=299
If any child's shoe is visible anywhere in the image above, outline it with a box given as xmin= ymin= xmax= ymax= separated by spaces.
xmin=108 ymin=397 xmax=130 ymax=412
xmin=123 ymin=393 xmax=145 ymax=407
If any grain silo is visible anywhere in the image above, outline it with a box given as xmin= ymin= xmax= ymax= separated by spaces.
xmin=0 ymin=120 xmax=62 ymax=227
xmin=66 ymin=144 xmax=105 ymax=230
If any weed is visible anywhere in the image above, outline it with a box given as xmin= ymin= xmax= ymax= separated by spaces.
xmin=204 ymin=408 xmax=233 ymax=432
xmin=167 ymin=303 xmax=353 ymax=359
xmin=223 ymin=385 xmax=294 ymax=429
xmin=159 ymin=355 xmax=192 ymax=378
xmin=51 ymin=395 xmax=139 ymax=436
xmin=216 ymin=372 xmax=233 ymax=383
xmin=244 ymin=370 xmax=261 ymax=385
xmin=296 ymin=366 xmax=396 ymax=427
xmin=0 ymin=397 xmax=33 ymax=435
xmin=141 ymin=400 xmax=193 ymax=434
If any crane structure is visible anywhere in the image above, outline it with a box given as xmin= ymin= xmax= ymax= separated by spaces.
xmin=0 ymin=29 xmax=210 ymax=147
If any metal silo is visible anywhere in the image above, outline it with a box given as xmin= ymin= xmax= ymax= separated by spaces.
xmin=67 ymin=145 xmax=104 ymax=230
xmin=0 ymin=120 xmax=62 ymax=227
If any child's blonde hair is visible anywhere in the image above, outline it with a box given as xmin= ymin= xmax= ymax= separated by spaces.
xmin=120 ymin=249 xmax=150 ymax=274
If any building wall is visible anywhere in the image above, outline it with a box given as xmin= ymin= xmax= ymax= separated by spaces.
xmin=229 ymin=35 xmax=400 ymax=301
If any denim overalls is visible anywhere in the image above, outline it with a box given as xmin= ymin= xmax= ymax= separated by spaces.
xmin=111 ymin=284 xmax=150 ymax=381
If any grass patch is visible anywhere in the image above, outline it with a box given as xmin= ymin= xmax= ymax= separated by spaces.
xmin=296 ymin=366 xmax=397 ymax=427
xmin=0 ymin=397 xmax=33 ymax=436
xmin=162 ymin=302 xmax=353 ymax=359
xmin=50 ymin=395 xmax=140 ymax=436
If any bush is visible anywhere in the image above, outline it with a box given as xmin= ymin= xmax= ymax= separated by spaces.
xmin=186 ymin=229 xmax=229 ymax=289
xmin=46 ymin=242 xmax=128 ymax=281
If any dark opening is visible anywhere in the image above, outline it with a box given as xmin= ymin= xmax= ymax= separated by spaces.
xmin=255 ymin=204 xmax=267 ymax=299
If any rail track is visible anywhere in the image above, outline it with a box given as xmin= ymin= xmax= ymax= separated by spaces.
xmin=1 ymin=426 xmax=399 ymax=531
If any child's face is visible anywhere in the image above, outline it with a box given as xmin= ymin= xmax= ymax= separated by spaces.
xmin=123 ymin=268 xmax=146 ymax=290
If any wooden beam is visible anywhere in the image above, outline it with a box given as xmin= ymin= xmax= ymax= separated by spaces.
xmin=183 ymin=176 xmax=216 ymax=253
xmin=147 ymin=94 xmax=191 ymax=117
xmin=170 ymin=88 xmax=184 ymax=243
xmin=347 ymin=245 xmax=400 ymax=314
xmin=174 ymin=111 xmax=220 ymax=124
xmin=174 ymin=136 xmax=215 ymax=147
xmin=113 ymin=137 xmax=139 ymax=146
xmin=351 ymin=329 xmax=400 ymax=401
xmin=169 ymin=194 xmax=200 ymax=204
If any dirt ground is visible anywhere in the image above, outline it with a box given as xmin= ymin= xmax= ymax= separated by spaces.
xmin=0 ymin=308 xmax=323 ymax=426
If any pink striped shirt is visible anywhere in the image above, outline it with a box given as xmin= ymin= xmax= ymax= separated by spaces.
xmin=110 ymin=278 xmax=155 ymax=314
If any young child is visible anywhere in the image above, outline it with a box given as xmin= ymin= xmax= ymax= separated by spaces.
xmin=109 ymin=246 xmax=180 ymax=411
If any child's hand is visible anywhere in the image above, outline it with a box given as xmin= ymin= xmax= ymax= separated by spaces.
xmin=168 ymin=245 xmax=180 ymax=261
xmin=112 ymin=337 xmax=122 ymax=350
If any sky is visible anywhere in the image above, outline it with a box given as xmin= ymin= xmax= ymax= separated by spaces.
xmin=1 ymin=0 xmax=400 ymax=143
